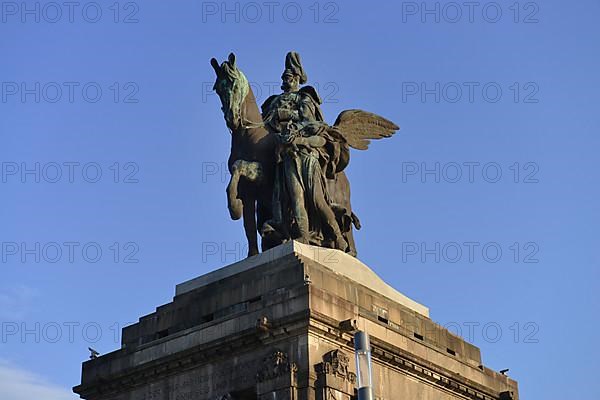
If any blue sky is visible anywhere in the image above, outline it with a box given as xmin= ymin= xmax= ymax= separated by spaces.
xmin=1 ymin=0 xmax=598 ymax=399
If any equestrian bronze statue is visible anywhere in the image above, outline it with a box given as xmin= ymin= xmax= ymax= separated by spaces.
xmin=211 ymin=52 xmax=399 ymax=258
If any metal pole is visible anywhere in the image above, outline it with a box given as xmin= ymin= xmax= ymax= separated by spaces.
xmin=354 ymin=331 xmax=374 ymax=400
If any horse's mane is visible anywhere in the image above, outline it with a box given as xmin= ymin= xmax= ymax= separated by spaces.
xmin=220 ymin=63 xmax=251 ymax=130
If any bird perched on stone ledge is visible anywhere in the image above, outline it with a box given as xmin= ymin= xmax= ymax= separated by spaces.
xmin=88 ymin=347 xmax=99 ymax=360
xmin=304 ymin=274 xmax=312 ymax=285
xmin=256 ymin=316 xmax=271 ymax=333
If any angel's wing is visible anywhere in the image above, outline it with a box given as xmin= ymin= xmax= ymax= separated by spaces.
xmin=333 ymin=109 xmax=399 ymax=150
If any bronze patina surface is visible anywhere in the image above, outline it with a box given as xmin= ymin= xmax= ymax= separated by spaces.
xmin=211 ymin=52 xmax=398 ymax=258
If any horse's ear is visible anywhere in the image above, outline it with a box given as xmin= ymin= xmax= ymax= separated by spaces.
xmin=228 ymin=53 xmax=236 ymax=67
xmin=210 ymin=58 xmax=220 ymax=75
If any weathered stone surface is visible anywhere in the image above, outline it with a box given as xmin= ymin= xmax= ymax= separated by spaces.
xmin=176 ymin=241 xmax=429 ymax=317
xmin=73 ymin=241 xmax=518 ymax=400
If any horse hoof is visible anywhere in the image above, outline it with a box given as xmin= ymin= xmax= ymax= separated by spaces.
xmin=228 ymin=199 xmax=243 ymax=220
xmin=247 ymin=248 xmax=259 ymax=257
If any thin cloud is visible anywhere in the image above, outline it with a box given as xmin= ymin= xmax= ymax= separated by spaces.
xmin=0 ymin=285 xmax=38 ymax=319
xmin=0 ymin=359 xmax=75 ymax=400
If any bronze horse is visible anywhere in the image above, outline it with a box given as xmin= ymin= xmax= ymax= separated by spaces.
xmin=210 ymin=53 xmax=275 ymax=256
xmin=211 ymin=53 xmax=360 ymax=257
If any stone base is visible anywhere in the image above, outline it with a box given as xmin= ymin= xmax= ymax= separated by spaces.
xmin=73 ymin=241 xmax=518 ymax=400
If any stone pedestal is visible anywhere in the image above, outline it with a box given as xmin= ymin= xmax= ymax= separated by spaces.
xmin=73 ymin=241 xmax=518 ymax=400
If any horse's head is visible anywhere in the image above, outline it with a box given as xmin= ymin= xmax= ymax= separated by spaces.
xmin=211 ymin=53 xmax=250 ymax=131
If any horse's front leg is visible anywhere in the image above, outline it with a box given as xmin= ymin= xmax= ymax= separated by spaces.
xmin=242 ymin=197 xmax=259 ymax=257
xmin=226 ymin=161 xmax=243 ymax=220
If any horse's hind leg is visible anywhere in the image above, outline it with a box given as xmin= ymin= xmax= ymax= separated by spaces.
xmin=257 ymin=197 xmax=277 ymax=252
xmin=242 ymin=197 xmax=259 ymax=257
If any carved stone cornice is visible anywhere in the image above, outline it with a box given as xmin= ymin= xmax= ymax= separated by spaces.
xmin=315 ymin=350 xmax=356 ymax=384
xmin=74 ymin=310 xmax=309 ymax=400
xmin=308 ymin=312 xmax=512 ymax=400
xmin=255 ymin=350 xmax=299 ymax=399
xmin=256 ymin=350 xmax=298 ymax=383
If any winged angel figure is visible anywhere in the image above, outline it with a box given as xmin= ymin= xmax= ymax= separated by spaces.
xmin=211 ymin=52 xmax=398 ymax=258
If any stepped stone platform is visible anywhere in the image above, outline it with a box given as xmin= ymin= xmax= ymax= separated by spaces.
xmin=73 ymin=241 xmax=519 ymax=400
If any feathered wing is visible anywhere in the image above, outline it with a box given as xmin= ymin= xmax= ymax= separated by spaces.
xmin=333 ymin=109 xmax=399 ymax=150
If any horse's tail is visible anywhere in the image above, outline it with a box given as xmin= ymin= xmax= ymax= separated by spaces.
xmin=351 ymin=211 xmax=361 ymax=230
